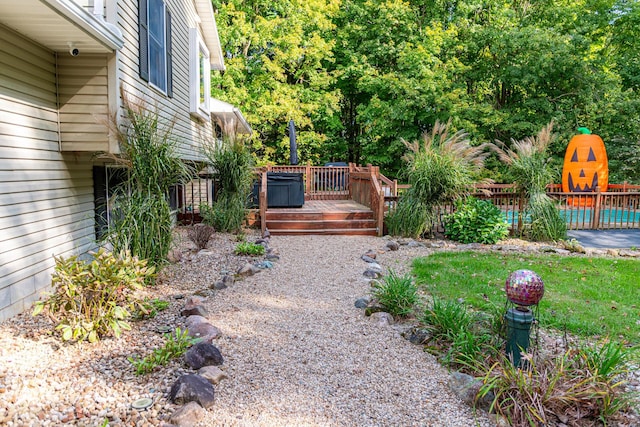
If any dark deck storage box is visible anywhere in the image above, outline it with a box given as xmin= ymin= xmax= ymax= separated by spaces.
xmin=266 ymin=172 xmax=304 ymax=208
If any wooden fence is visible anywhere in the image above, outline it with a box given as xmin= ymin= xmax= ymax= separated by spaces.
xmin=176 ymin=163 xmax=640 ymax=231
xmin=386 ymin=183 xmax=640 ymax=233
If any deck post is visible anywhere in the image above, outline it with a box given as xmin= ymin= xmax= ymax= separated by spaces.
xmin=592 ymin=186 xmax=602 ymax=229
xmin=259 ymin=171 xmax=267 ymax=235
xmin=305 ymin=162 xmax=312 ymax=197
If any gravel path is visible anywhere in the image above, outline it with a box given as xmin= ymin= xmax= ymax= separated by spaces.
xmin=0 ymin=232 xmax=498 ymax=426
xmin=195 ymin=234 xmax=494 ymax=426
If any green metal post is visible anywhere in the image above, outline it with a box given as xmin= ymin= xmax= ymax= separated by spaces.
xmin=504 ymin=307 xmax=534 ymax=367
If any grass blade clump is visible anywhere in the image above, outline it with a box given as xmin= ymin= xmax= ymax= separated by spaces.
xmin=371 ymin=270 xmax=418 ymax=317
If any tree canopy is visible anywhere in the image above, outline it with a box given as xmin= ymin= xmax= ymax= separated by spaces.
xmin=211 ymin=0 xmax=640 ymax=182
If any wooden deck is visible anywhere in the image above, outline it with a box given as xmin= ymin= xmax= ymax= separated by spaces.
xmin=265 ymin=199 xmax=378 ymax=235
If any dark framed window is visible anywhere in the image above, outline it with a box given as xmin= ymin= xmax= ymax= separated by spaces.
xmin=139 ymin=0 xmax=173 ymax=96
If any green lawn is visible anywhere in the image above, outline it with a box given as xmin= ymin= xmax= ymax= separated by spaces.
xmin=412 ymin=251 xmax=640 ymax=343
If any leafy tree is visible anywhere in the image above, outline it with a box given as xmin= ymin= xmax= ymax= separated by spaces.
xmin=211 ymin=0 xmax=342 ymax=165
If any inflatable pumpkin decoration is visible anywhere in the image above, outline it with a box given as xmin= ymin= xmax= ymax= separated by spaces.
xmin=561 ymin=127 xmax=608 ymax=206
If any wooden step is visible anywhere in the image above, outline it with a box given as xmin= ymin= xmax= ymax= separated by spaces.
xmin=263 ymin=199 xmax=378 ymax=236
xmin=266 ymin=219 xmax=377 ymax=230
xmin=268 ymin=228 xmax=378 ymax=236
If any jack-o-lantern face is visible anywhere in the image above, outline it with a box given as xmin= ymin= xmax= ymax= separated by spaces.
xmin=561 ymin=132 xmax=608 ymax=195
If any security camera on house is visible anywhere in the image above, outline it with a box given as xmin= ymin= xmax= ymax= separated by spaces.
xmin=68 ymin=42 xmax=79 ymax=56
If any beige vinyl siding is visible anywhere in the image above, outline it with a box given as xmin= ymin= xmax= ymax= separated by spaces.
xmin=58 ymin=54 xmax=111 ymax=151
xmin=116 ymin=0 xmax=213 ymax=162
xmin=0 ymin=25 xmax=96 ymax=322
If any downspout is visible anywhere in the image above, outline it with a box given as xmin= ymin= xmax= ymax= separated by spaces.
xmin=55 ymin=52 xmax=62 ymax=152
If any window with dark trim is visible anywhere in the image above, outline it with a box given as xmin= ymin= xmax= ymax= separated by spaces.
xmin=139 ymin=0 xmax=173 ymax=97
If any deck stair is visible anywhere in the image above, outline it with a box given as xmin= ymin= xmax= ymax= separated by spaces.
xmin=265 ymin=200 xmax=377 ymax=236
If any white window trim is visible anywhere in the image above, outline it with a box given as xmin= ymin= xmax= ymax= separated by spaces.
xmin=189 ymin=28 xmax=211 ymax=120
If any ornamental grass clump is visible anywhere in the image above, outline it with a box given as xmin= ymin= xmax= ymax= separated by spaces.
xmin=420 ymin=297 xmax=501 ymax=370
xmin=477 ymin=342 xmax=635 ymax=426
xmin=387 ymin=119 xmax=490 ymax=238
xmin=201 ymin=127 xmax=254 ymax=232
xmin=371 ymin=270 xmax=418 ymax=317
xmin=33 ymin=249 xmax=155 ymax=343
xmin=104 ymin=91 xmax=194 ymax=266
xmin=491 ymin=122 xmax=566 ymax=241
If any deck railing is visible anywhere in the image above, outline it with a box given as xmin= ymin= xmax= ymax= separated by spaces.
xmin=385 ymin=183 xmax=640 ymax=232
xmin=263 ymin=164 xmax=350 ymax=200
xmin=349 ymin=165 xmax=385 ymax=235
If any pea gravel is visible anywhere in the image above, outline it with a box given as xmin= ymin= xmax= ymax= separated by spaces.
xmin=0 ymin=231 xmax=497 ymax=426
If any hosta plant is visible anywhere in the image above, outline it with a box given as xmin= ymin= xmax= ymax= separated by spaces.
xmin=33 ymin=249 xmax=155 ymax=343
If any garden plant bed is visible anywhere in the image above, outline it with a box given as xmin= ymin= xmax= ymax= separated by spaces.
xmin=0 ymin=230 xmax=638 ymax=426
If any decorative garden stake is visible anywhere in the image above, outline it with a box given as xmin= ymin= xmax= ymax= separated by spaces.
xmin=504 ymin=269 xmax=544 ymax=367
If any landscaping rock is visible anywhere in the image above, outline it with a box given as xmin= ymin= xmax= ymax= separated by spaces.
xmin=619 ymin=249 xmax=640 ymax=257
xmin=181 ymin=305 xmax=209 ymax=318
xmin=211 ymin=281 xmax=226 ymax=290
xmin=607 ymin=248 xmax=620 ymax=257
xmin=354 ymin=297 xmax=370 ymax=309
xmin=193 ymin=289 xmax=212 ymax=297
xmin=366 ymin=262 xmax=383 ymax=273
xmin=185 ymin=315 xmax=209 ymax=328
xmin=370 ymin=312 xmax=394 ymax=326
xmin=363 ymin=269 xmax=382 ymax=279
xmin=265 ymin=254 xmax=280 ymax=261
xmin=169 ymin=401 xmax=206 ymax=427
xmin=185 ymin=342 xmax=224 ymax=369
xmin=361 ymin=255 xmax=377 ymax=263
xmin=385 ymin=241 xmax=400 ymax=251
xmin=364 ymin=250 xmax=377 ymax=259
xmin=254 ymin=260 xmax=274 ymax=269
xmin=198 ymin=366 xmax=228 ymax=385
xmin=262 ymin=228 xmax=271 ymax=238
xmin=169 ymin=375 xmax=215 ymax=409
xmin=402 ymin=327 xmax=431 ymax=345
xmin=407 ymin=240 xmax=424 ymax=248
xmin=364 ymin=306 xmax=385 ymax=316
xmin=222 ymin=274 xmax=235 ymax=286
xmin=448 ymin=371 xmax=493 ymax=411
xmin=187 ymin=322 xmax=222 ymax=343
xmin=237 ymin=263 xmax=259 ymax=277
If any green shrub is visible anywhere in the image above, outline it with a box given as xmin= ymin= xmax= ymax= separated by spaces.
xmin=200 ymin=193 xmax=247 ymax=233
xmin=443 ymin=197 xmax=509 ymax=244
xmin=371 ymin=270 xmax=418 ymax=317
xmin=234 ymin=241 xmax=266 ymax=256
xmin=128 ymin=327 xmax=198 ymax=375
xmin=33 ymin=249 xmax=155 ymax=342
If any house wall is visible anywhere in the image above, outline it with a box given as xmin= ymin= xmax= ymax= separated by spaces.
xmin=58 ymin=54 xmax=111 ymax=152
xmin=116 ymin=0 xmax=213 ymax=162
xmin=0 ymin=25 xmax=96 ymax=322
